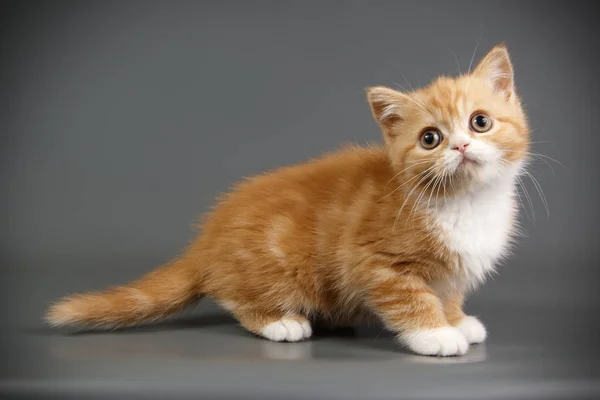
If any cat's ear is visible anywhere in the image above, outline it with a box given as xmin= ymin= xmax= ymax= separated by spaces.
xmin=366 ymin=86 xmax=408 ymax=130
xmin=473 ymin=43 xmax=515 ymax=100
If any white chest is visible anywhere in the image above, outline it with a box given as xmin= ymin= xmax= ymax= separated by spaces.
xmin=430 ymin=180 xmax=517 ymax=285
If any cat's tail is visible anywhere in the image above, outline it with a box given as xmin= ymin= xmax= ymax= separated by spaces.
xmin=44 ymin=255 xmax=203 ymax=329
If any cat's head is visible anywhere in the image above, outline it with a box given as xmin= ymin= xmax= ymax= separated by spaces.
xmin=367 ymin=44 xmax=529 ymax=196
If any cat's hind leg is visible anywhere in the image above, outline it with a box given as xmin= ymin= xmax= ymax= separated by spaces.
xmin=224 ymin=303 xmax=312 ymax=342
xmin=259 ymin=316 xmax=312 ymax=342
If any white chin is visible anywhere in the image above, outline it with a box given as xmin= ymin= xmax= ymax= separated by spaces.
xmin=454 ymin=161 xmax=479 ymax=176
xmin=453 ymin=162 xmax=494 ymax=187
xmin=471 ymin=163 xmax=505 ymax=184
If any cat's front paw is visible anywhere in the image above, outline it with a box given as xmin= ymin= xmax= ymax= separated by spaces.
xmin=401 ymin=326 xmax=469 ymax=356
xmin=456 ymin=316 xmax=487 ymax=344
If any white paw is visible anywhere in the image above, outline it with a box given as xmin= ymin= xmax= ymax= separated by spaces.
xmin=456 ymin=316 xmax=487 ymax=344
xmin=260 ymin=318 xmax=312 ymax=342
xmin=401 ymin=326 xmax=469 ymax=356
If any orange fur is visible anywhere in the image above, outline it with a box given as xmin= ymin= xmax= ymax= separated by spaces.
xmin=46 ymin=44 xmax=529 ymax=356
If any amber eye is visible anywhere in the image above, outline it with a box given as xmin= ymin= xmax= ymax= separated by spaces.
xmin=470 ymin=112 xmax=493 ymax=133
xmin=419 ymin=129 xmax=442 ymax=150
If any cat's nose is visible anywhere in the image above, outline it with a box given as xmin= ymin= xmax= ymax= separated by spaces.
xmin=452 ymin=142 xmax=470 ymax=154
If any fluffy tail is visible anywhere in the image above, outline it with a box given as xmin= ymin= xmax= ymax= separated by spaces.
xmin=45 ymin=255 xmax=202 ymax=329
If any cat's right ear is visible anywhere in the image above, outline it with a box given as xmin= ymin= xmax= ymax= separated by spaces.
xmin=366 ymin=86 xmax=407 ymax=131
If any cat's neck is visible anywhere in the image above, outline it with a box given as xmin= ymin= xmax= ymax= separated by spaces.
xmin=427 ymin=161 xmax=524 ymax=285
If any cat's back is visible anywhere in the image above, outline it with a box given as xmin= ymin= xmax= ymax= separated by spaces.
xmin=216 ymin=145 xmax=390 ymax=210
xmin=199 ymin=145 xmax=392 ymax=238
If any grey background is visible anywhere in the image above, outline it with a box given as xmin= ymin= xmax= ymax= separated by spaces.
xmin=1 ymin=1 xmax=599 ymax=399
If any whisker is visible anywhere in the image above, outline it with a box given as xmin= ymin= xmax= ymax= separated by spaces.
xmin=528 ymin=140 xmax=552 ymax=145
xmin=522 ymin=169 xmax=550 ymax=218
xmin=527 ymin=154 xmax=555 ymax=175
xmin=448 ymin=47 xmax=462 ymax=75
xmin=493 ymin=157 xmax=529 ymax=217
xmin=487 ymin=142 xmax=564 ymax=175
xmin=467 ymin=37 xmax=480 ymax=75
xmin=527 ymin=152 xmax=568 ymax=170
xmin=383 ymin=159 xmax=437 ymax=187
xmin=435 ymin=169 xmax=447 ymax=212
xmin=410 ymin=171 xmax=438 ymax=221
xmin=379 ymin=164 xmax=437 ymax=202
xmin=399 ymin=71 xmax=415 ymax=92
xmin=391 ymin=81 xmax=410 ymax=93
xmin=393 ymin=168 xmax=437 ymax=233
xmin=392 ymin=80 xmax=429 ymax=111
xmin=427 ymin=174 xmax=439 ymax=211
xmin=515 ymin=175 xmax=535 ymax=222
xmin=465 ymin=36 xmax=481 ymax=98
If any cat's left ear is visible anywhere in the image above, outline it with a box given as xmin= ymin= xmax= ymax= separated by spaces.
xmin=473 ymin=43 xmax=515 ymax=100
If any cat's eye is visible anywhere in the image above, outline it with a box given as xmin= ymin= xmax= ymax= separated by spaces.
xmin=470 ymin=112 xmax=493 ymax=133
xmin=419 ymin=129 xmax=442 ymax=150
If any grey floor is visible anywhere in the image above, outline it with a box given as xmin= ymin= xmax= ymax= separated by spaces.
xmin=1 ymin=257 xmax=598 ymax=400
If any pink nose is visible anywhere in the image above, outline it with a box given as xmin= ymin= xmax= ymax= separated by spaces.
xmin=452 ymin=143 xmax=470 ymax=153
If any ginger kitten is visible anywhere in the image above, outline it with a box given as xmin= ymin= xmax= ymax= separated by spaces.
xmin=46 ymin=44 xmax=529 ymax=357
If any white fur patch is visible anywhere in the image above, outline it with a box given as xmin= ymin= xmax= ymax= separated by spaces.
xmin=429 ymin=166 xmax=519 ymax=286
xmin=401 ymin=326 xmax=469 ymax=356
xmin=218 ymin=300 xmax=238 ymax=312
xmin=260 ymin=318 xmax=312 ymax=342
xmin=456 ymin=316 xmax=487 ymax=344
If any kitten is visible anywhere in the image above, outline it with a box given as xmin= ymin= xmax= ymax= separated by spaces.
xmin=46 ymin=44 xmax=529 ymax=357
